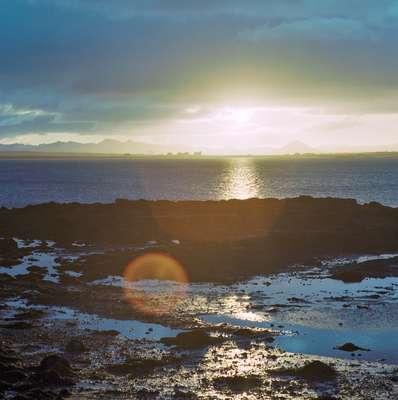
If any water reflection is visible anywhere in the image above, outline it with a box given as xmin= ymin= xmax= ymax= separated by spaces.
xmin=222 ymin=158 xmax=259 ymax=199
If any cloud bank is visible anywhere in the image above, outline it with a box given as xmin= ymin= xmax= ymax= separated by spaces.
xmin=1 ymin=0 xmax=398 ymax=150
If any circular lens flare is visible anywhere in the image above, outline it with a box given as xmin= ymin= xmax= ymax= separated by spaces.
xmin=123 ymin=253 xmax=188 ymax=316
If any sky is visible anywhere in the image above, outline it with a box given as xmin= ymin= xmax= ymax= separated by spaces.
xmin=1 ymin=0 xmax=398 ymax=153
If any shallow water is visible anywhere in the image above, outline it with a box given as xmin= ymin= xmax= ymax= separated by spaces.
xmin=0 ymin=252 xmax=62 ymax=283
xmin=0 ymin=239 xmax=102 ymax=282
xmin=79 ymin=253 xmax=398 ymax=363
xmin=197 ymin=262 xmax=398 ymax=364
xmin=5 ymin=298 xmax=181 ymax=341
xmin=3 ymin=243 xmax=398 ymax=364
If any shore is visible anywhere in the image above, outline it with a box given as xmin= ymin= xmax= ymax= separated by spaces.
xmin=1 ymin=197 xmax=398 ymax=399
xmin=1 ymin=196 xmax=398 ymax=282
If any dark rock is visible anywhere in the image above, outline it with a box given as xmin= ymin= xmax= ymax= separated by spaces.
xmin=173 ymin=388 xmax=198 ymax=399
xmin=58 ymin=388 xmax=71 ymax=397
xmin=0 ymin=379 xmax=12 ymax=392
xmin=0 ymin=351 xmax=18 ymax=364
xmin=3 ymin=369 xmax=27 ymax=384
xmin=270 ymin=361 xmax=337 ymax=382
xmin=213 ymin=375 xmax=262 ymax=392
xmin=329 ymin=258 xmax=398 ymax=283
xmin=24 ymin=389 xmax=55 ymax=399
xmin=31 ymin=355 xmax=75 ymax=388
xmin=220 ymin=326 xmax=275 ymax=342
xmin=32 ymin=370 xmax=73 ymax=387
xmin=0 ymin=322 xmax=37 ymax=329
xmin=0 ymin=238 xmax=19 ymax=257
xmin=65 ymin=339 xmax=86 ymax=353
xmin=161 ymin=329 xmax=222 ymax=349
xmin=27 ymin=266 xmax=46 ymax=274
xmin=136 ymin=388 xmax=160 ymax=397
xmin=39 ymin=355 xmax=73 ymax=377
xmin=0 ymin=273 xmax=15 ymax=281
xmin=3 ymin=197 xmax=398 ymax=283
xmin=335 ymin=342 xmax=370 ymax=352
xmin=10 ymin=395 xmax=30 ymax=400
xmin=366 ymin=294 xmax=380 ymax=299
xmin=106 ymin=357 xmax=172 ymax=376
xmin=13 ymin=309 xmax=46 ymax=320
xmin=234 ymin=327 xmax=265 ymax=337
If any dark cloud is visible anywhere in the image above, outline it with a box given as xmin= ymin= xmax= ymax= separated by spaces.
xmin=1 ymin=0 xmax=398 ymax=139
xmin=0 ymin=112 xmax=94 ymax=138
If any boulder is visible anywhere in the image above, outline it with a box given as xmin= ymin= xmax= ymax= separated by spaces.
xmin=65 ymin=339 xmax=86 ymax=353
xmin=161 ymin=329 xmax=222 ymax=349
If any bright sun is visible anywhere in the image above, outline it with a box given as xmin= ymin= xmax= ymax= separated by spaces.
xmin=230 ymin=108 xmax=253 ymax=124
xmin=215 ymin=106 xmax=255 ymax=125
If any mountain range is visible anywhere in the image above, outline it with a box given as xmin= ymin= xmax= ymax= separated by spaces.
xmin=0 ymin=139 xmax=397 ymax=155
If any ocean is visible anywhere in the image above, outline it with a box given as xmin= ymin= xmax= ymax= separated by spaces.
xmin=1 ymin=156 xmax=398 ymax=208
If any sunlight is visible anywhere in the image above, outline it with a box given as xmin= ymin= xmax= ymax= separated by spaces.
xmin=214 ymin=106 xmax=255 ymax=126
xmin=222 ymin=157 xmax=259 ymax=199
xmin=227 ymin=107 xmax=254 ymax=124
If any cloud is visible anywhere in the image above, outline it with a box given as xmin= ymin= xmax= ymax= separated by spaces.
xmin=0 ymin=105 xmax=94 ymax=138
xmin=2 ymin=0 xmax=398 ymax=143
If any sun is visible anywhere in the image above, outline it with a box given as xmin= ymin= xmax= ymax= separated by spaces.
xmin=230 ymin=108 xmax=254 ymax=124
xmin=215 ymin=106 xmax=255 ymax=125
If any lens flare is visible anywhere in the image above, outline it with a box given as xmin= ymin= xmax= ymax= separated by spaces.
xmin=123 ymin=252 xmax=188 ymax=316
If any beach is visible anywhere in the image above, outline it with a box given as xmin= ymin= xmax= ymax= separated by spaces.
xmin=1 ymin=197 xmax=398 ymax=399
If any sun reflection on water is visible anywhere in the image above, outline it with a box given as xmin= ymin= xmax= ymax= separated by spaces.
xmin=222 ymin=158 xmax=259 ymax=200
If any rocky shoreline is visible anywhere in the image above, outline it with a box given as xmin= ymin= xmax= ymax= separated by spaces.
xmin=1 ymin=197 xmax=398 ymax=399
xmin=1 ymin=197 xmax=398 ymax=282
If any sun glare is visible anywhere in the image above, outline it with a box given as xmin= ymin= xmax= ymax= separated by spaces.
xmin=215 ymin=106 xmax=255 ymax=125
xmin=228 ymin=107 xmax=254 ymax=124
xmin=222 ymin=157 xmax=259 ymax=199
xmin=123 ymin=252 xmax=189 ymax=316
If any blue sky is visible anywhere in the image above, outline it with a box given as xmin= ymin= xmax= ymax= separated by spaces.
xmin=1 ymin=0 xmax=398 ymax=152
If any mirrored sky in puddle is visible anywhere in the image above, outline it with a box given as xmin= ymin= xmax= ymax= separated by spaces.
xmin=85 ymin=253 xmax=398 ymax=364
xmin=197 ymin=265 xmax=398 ymax=364
xmin=5 ymin=298 xmax=181 ymax=341
xmin=3 ymin=240 xmax=398 ymax=364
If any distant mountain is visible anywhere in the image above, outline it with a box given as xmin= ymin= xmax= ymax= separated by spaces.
xmin=0 ymin=139 xmax=177 ymax=155
xmin=0 ymin=139 xmax=397 ymax=156
xmin=277 ymin=140 xmax=315 ymax=154
xmin=248 ymin=141 xmax=315 ymax=155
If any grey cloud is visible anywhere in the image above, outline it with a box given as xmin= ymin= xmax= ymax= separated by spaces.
xmin=2 ymin=0 xmax=398 ymax=140
xmin=0 ymin=113 xmax=94 ymax=138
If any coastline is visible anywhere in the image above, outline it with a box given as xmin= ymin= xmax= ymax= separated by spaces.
xmin=1 ymin=196 xmax=397 ymax=282
xmin=2 ymin=151 xmax=398 ymax=159
xmin=2 ymin=196 xmax=398 ymax=398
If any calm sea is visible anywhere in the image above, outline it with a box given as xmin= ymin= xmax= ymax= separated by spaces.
xmin=1 ymin=156 xmax=398 ymax=208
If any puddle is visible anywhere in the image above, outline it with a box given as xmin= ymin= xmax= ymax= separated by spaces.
xmin=0 ymin=252 xmax=63 ymax=283
xmin=86 ymin=253 xmax=398 ymax=364
xmin=203 ymin=313 xmax=398 ymax=364
xmin=52 ymin=307 xmax=181 ymax=341
xmin=194 ymin=255 xmax=398 ymax=364
xmin=3 ymin=248 xmax=398 ymax=364
xmin=321 ymin=253 xmax=398 ymax=267
xmin=0 ymin=238 xmax=103 ymax=283
xmin=12 ymin=238 xmax=43 ymax=249
xmin=64 ymin=270 xmax=83 ymax=278
xmin=4 ymin=298 xmax=181 ymax=341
